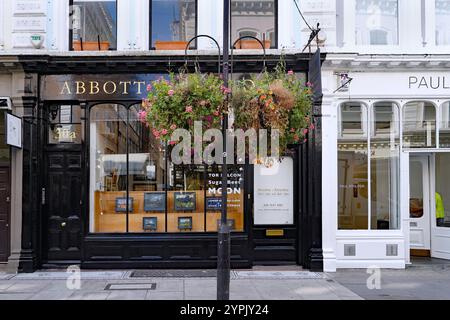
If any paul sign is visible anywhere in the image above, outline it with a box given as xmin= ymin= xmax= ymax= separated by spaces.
xmin=409 ymin=76 xmax=450 ymax=90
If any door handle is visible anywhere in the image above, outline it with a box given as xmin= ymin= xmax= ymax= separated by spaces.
xmin=6 ymin=196 xmax=10 ymax=203
xmin=61 ymin=222 xmax=67 ymax=227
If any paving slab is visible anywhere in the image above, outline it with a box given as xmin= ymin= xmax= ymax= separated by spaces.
xmin=67 ymin=291 xmax=111 ymax=300
xmin=146 ymin=290 xmax=185 ymax=300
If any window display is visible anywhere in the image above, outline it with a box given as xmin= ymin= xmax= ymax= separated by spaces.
xmin=89 ymin=104 xmax=245 ymax=233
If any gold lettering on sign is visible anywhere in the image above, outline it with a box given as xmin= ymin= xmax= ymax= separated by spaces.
xmin=76 ymin=81 xmax=86 ymax=94
xmin=103 ymin=81 xmax=117 ymax=95
xmin=55 ymin=128 xmax=77 ymax=141
xmin=60 ymin=81 xmax=71 ymax=95
xmin=134 ymin=81 xmax=145 ymax=95
xmin=119 ymin=81 xmax=132 ymax=95
xmin=90 ymin=81 xmax=100 ymax=95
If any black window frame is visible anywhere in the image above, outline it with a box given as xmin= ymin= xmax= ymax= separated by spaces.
xmin=69 ymin=0 xmax=119 ymax=51
xmin=149 ymin=0 xmax=199 ymax=50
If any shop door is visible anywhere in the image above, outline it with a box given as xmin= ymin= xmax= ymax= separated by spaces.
xmin=409 ymin=156 xmax=431 ymax=254
xmin=0 ymin=166 xmax=10 ymax=262
xmin=431 ymin=153 xmax=450 ymax=260
xmin=252 ymin=156 xmax=298 ymax=265
xmin=43 ymin=104 xmax=82 ymax=263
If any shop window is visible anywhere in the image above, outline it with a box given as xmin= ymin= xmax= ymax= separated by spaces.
xmin=436 ymin=0 xmax=450 ymax=45
xmin=48 ymin=105 xmax=83 ymax=144
xmin=435 ymin=153 xmax=450 ymax=227
xmin=402 ymin=101 xmax=436 ymax=149
xmin=90 ymin=104 xmax=245 ymax=233
xmin=71 ymin=0 xmax=117 ymax=51
xmin=127 ymin=105 xmax=167 ymax=233
xmin=355 ymin=0 xmax=398 ymax=46
xmin=370 ymin=103 xmax=400 ymax=230
xmin=231 ymin=0 xmax=276 ymax=49
xmin=338 ymin=102 xmax=369 ymax=230
xmin=151 ymin=0 xmax=197 ymax=50
xmin=90 ymin=104 xmax=128 ymax=233
xmin=338 ymin=102 xmax=400 ymax=230
xmin=439 ymin=102 xmax=450 ymax=148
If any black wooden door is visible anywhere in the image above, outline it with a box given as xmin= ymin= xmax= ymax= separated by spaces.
xmin=0 ymin=166 xmax=10 ymax=262
xmin=44 ymin=150 xmax=82 ymax=262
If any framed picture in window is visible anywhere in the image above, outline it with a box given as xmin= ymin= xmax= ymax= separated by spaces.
xmin=178 ymin=217 xmax=193 ymax=230
xmin=174 ymin=192 xmax=196 ymax=211
xmin=143 ymin=217 xmax=158 ymax=231
xmin=206 ymin=197 xmax=222 ymax=211
xmin=115 ymin=197 xmax=133 ymax=213
xmin=144 ymin=192 xmax=166 ymax=212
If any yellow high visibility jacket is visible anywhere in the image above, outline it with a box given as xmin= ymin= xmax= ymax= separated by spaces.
xmin=436 ymin=192 xmax=445 ymax=219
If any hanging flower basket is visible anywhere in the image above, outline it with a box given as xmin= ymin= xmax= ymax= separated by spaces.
xmin=140 ymin=72 xmax=227 ymax=143
xmin=231 ymin=62 xmax=313 ymax=156
xmin=140 ymin=61 xmax=313 ymax=159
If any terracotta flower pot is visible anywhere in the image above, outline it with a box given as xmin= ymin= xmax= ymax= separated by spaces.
xmin=154 ymin=41 xmax=189 ymax=50
xmin=234 ymin=39 xmax=271 ymax=49
xmin=73 ymin=41 xmax=110 ymax=51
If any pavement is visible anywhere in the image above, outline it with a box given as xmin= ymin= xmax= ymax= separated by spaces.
xmin=0 ymin=259 xmax=449 ymax=300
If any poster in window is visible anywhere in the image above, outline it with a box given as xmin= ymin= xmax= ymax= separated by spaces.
xmin=143 ymin=217 xmax=158 ymax=231
xmin=144 ymin=192 xmax=166 ymax=212
xmin=115 ymin=197 xmax=133 ymax=213
xmin=174 ymin=192 xmax=196 ymax=211
xmin=253 ymin=157 xmax=294 ymax=225
xmin=178 ymin=217 xmax=193 ymax=230
xmin=206 ymin=197 xmax=222 ymax=211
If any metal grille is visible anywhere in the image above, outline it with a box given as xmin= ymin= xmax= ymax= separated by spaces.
xmin=130 ymin=270 xmax=217 ymax=278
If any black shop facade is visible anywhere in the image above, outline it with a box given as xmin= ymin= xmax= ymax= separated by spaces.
xmin=17 ymin=54 xmax=323 ymax=272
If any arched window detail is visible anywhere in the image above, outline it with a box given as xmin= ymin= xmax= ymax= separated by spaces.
xmin=402 ymin=101 xmax=437 ymax=149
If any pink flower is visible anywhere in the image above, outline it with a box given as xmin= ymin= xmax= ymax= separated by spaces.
xmin=293 ymin=134 xmax=300 ymax=142
xmin=288 ymin=70 xmax=294 ymax=75
xmin=168 ymin=89 xmax=175 ymax=96
xmin=138 ymin=110 xmax=147 ymax=122
xmin=220 ymin=85 xmax=232 ymax=94
xmin=185 ymin=106 xmax=193 ymax=113
xmin=306 ymin=81 xmax=313 ymax=88
xmin=170 ymin=124 xmax=177 ymax=130
xmin=169 ymin=140 xmax=177 ymax=146
xmin=161 ymin=129 xmax=168 ymax=135
xmin=146 ymin=84 xmax=152 ymax=92
xmin=213 ymin=110 xmax=220 ymax=116
xmin=310 ymin=123 xmax=315 ymax=130
xmin=303 ymin=128 xmax=308 ymax=135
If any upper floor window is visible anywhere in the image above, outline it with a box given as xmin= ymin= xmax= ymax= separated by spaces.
xmin=436 ymin=0 xmax=450 ymax=45
xmin=151 ymin=0 xmax=197 ymax=50
xmin=71 ymin=0 xmax=117 ymax=51
xmin=355 ymin=0 xmax=398 ymax=46
xmin=231 ymin=0 xmax=277 ymax=49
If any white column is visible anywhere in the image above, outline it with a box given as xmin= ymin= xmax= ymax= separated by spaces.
xmin=0 ymin=0 xmax=4 ymax=50
xmin=135 ymin=0 xmax=150 ymax=50
xmin=321 ymin=70 xmax=338 ymax=272
xmin=197 ymin=0 xmax=217 ymax=49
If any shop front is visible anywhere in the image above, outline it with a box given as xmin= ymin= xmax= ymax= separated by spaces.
xmin=322 ymin=54 xmax=450 ymax=271
xmin=15 ymin=53 xmax=323 ymax=272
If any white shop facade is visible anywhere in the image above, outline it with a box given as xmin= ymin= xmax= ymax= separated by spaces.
xmin=321 ymin=54 xmax=450 ymax=272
